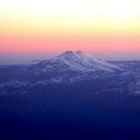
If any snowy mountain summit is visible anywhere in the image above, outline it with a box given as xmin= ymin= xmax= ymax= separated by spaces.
xmin=56 ymin=51 xmax=121 ymax=72
xmin=39 ymin=51 xmax=121 ymax=72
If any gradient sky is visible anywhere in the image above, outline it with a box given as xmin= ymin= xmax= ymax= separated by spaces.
xmin=0 ymin=0 xmax=140 ymax=61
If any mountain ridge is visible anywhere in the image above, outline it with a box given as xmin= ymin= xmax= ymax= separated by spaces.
xmin=38 ymin=50 xmax=122 ymax=72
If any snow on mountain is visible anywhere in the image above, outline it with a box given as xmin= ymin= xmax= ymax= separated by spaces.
xmin=75 ymin=51 xmax=120 ymax=69
xmin=0 ymin=59 xmax=140 ymax=96
xmin=46 ymin=50 xmax=121 ymax=72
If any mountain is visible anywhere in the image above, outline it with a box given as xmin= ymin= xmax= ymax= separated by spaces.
xmin=0 ymin=53 xmax=140 ymax=96
xmin=37 ymin=51 xmax=121 ymax=72
xmin=0 ymin=53 xmax=140 ymax=140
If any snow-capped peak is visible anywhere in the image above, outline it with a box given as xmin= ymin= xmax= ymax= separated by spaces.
xmin=75 ymin=50 xmax=100 ymax=65
xmin=57 ymin=51 xmax=79 ymax=60
xmin=54 ymin=51 xmax=121 ymax=72
xmin=56 ymin=51 xmax=82 ymax=69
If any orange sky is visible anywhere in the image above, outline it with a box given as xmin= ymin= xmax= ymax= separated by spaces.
xmin=0 ymin=0 xmax=140 ymax=53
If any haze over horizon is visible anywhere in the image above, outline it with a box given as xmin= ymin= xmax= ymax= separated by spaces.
xmin=0 ymin=50 xmax=140 ymax=65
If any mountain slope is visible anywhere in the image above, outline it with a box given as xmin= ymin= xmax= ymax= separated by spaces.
xmin=37 ymin=51 xmax=121 ymax=72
